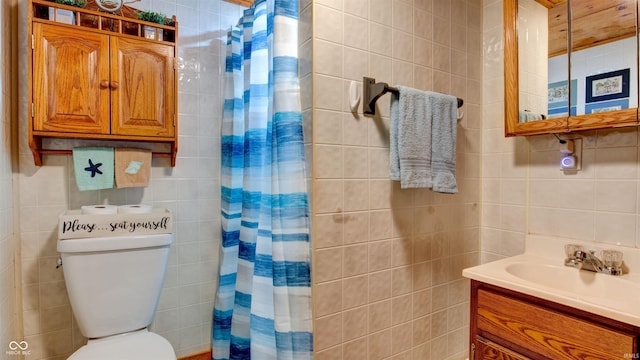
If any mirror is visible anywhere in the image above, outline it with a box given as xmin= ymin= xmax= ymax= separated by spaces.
xmin=505 ymin=0 xmax=639 ymax=136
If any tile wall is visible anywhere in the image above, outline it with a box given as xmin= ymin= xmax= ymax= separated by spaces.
xmin=15 ymin=1 xmax=243 ymax=358
xmin=1 ymin=0 xmax=20 ymax=354
xmin=311 ymin=0 xmax=483 ymax=358
xmin=480 ymin=0 xmax=529 ymax=263
xmin=482 ymin=0 xmax=640 ymax=267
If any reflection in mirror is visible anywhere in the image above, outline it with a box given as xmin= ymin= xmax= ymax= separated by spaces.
xmin=518 ymin=0 xmax=569 ymax=123
xmin=568 ymin=0 xmax=637 ymax=116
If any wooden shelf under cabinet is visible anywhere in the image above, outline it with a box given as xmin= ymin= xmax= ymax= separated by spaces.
xmin=28 ymin=0 xmax=178 ymax=166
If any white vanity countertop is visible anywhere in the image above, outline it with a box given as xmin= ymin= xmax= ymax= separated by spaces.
xmin=463 ymin=235 xmax=640 ymax=327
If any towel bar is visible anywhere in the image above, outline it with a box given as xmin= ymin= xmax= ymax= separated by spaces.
xmin=363 ymin=77 xmax=463 ymax=115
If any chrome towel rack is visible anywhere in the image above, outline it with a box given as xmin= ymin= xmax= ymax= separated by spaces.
xmin=363 ymin=77 xmax=463 ymax=115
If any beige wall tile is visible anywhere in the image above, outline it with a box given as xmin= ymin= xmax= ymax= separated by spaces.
xmin=343 ymin=306 xmax=368 ymax=341
xmin=344 ymin=114 xmax=370 ymax=149
xmin=370 ymin=0 xmax=392 ymax=26
xmin=316 ymin=40 xmax=344 ymax=77
xmin=345 ymin=0 xmax=368 ymax=18
xmin=344 ymin=15 xmax=370 ymax=51
xmin=368 ymin=299 xmax=391 ymax=332
xmin=315 ymin=248 xmax=344 ymax=282
xmin=315 ymin=75 xmax=345 ymax=111
xmin=344 ymin=47 xmax=369 ymax=81
xmin=391 ymin=322 xmax=413 ymax=354
xmin=314 ymin=214 xmax=344 ymax=249
xmin=392 ymin=2 xmax=413 ymax=34
xmin=369 ymin=54 xmax=393 ymax=86
xmin=370 ymin=23 xmax=393 ymax=57
xmin=370 ymin=211 xmax=394 ymax=240
xmin=412 ymin=261 xmax=432 ymax=291
xmin=369 ymin=270 xmax=392 ymax=301
xmin=344 ymin=180 xmax=370 ymax=211
xmin=315 ymin=5 xmax=344 ymax=44
xmin=315 ymin=313 xmax=343 ymax=351
xmin=315 ymin=145 xmax=344 ymax=179
xmin=316 ymin=0 xmax=342 ymax=11
xmin=316 ymin=110 xmax=344 ymax=145
xmin=344 ymin=147 xmax=370 ymax=178
xmin=391 ymin=266 xmax=413 ymax=296
xmin=368 ymin=329 xmax=392 ymax=360
xmin=343 ymin=337 xmax=368 ymax=359
xmin=316 ymin=345 xmax=343 ymax=360
xmin=391 ymin=294 xmax=412 ymax=325
xmin=369 ymin=239 xmax=392 ymax=271
xmin=314 ymin=180 xmax=344 ymax=213
xmin=414 ymin=8 xmax=433 ymax=40
xmin=343 ymin=212 xmax=370 ymax=244
xmin=343 ymin=244 xmax=368 ymax=276
xmin=342 ymin=275 xmax=369 ymax=309
xmin=390 ymin=61 xmax=413 ymax=89
xmin=392 ymin=30 xmax=414 ymax=63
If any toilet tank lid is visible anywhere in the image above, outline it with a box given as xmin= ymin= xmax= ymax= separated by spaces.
xmin=57 ymin=233 xmax=174 ymax=253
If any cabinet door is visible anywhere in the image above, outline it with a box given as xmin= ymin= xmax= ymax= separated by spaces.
xmin=473 ymin=338 xmax=530 ymax=360
xmin=110 ymin=37 xmax=175 ymax=137
xmin=33 ymin=23 xmax=110 ymax=134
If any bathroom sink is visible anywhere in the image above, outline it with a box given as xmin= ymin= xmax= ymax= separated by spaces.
xmin=505 ymin=262 xmax=640 ymax=306
xmin=462 ymin=235 xmax=640 ymax=327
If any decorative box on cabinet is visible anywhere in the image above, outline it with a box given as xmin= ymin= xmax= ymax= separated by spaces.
xmin=470 ymin=280 xmax=640 ymax=360
xmin=28 ymin=0 xmax=178 ymax=166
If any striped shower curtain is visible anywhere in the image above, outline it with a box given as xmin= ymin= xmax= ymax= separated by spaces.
xmin=212 ymin=0 xmax=313 ymax=359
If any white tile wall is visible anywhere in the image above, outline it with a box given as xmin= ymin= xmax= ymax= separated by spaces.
xmin=14 ymin=1 xmax=244 ymax=358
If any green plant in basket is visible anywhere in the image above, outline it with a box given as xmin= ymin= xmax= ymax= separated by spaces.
xmin=136 ymin=10 xmax=167 ymax=24
xmin=52 ymin=0 xmax=87 ymax=7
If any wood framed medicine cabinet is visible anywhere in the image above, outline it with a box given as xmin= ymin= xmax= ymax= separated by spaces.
xmin=27 ymin=0 xmax=179 ymax=166
xmin=504 ymin=0 xmax=640 ymax=137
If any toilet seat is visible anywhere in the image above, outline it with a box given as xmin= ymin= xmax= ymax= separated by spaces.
xmin=68 ymin=329 xmax=176 ymax=360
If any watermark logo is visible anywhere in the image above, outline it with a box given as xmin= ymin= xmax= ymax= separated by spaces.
xmin=6 ymin=340 xmax=30 ymax=356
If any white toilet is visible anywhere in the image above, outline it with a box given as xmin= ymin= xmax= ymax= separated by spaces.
xmin=57 ymin=233 xmax=176 ymax=360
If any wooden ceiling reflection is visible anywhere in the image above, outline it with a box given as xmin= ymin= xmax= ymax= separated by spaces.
xmin=541 ymin=0 xmax=637 ymax=57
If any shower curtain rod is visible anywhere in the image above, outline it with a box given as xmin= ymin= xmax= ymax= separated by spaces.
xmin=363 ymin=76 xmax=464 ymax=115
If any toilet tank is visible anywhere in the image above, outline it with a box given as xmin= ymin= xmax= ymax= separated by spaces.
xmin=57 ymin=233 xmax=173 ymax=339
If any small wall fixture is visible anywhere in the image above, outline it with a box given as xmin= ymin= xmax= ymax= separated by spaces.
xmin=558 ymin=137 xmax=582 ymax=172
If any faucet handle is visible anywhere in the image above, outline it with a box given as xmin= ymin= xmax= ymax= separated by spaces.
xmin=565 ymin=244 xmax=584 ymax=258
xmin=564 ymin=244 xmax=584 ymax=267
xmin=601 ymin=249 xmax=623 ymax=269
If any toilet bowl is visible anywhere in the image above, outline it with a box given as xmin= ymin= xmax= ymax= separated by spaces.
xmin=57 ymin=232 xmax=176 ymax=360
xmin=68 ymin=329 xmax=174 ymax=360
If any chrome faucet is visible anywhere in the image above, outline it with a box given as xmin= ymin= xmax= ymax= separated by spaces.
xmin=564 ymin=244 xmax=623 ymax=276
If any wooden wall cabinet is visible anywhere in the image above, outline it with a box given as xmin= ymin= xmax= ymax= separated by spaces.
xmin=28 ymin=0 xmax=178 ymax=166
xmin=504 ymin=0 xmax=639 ymax=137
xmin=470 ymin=280 xmax=640 ymax=360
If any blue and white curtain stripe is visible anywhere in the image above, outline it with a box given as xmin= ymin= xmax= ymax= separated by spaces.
xmin=213 ymin=0 xmax=313 ymax=358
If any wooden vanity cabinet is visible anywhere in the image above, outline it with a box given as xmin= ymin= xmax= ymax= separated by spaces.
xmin=28 ymin=0 xmax=178 ymax=166
xmin=470 ymin=280 xmax=640 ymax=360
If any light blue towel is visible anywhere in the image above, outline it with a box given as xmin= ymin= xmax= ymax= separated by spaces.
xmin=73 ymin=147 xmax=114 ymax=191
xmin=430 ymin=92 xmax=458 ymax=193
xmin=390 ymin=86 xmax=458 ymax=193
xmin=518 ymin=110 xmax=544 ymax=123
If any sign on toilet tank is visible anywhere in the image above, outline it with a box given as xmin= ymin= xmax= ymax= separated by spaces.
xmin=58 ymin=207 xmax=173 ymax=239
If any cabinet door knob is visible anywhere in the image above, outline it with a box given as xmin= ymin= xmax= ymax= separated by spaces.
xmin=110 ymin=81 xmax=120 ymax=90
xmin=100 ymin=80 xmax=109 ymax=88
